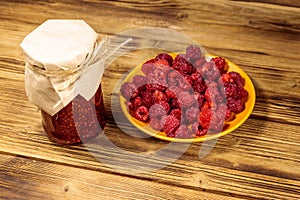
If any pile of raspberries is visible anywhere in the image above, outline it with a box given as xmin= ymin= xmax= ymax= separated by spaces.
xmin=120 ymin=46 xmax=248 ymax=139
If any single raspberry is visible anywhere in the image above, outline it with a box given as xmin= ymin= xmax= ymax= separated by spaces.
xmin=149 ymin=103 xmax=168 ymax=119
xmin=227 ymin=98 xmax=245 ymax=113
xmin=172 ymin=54 xmax=196 ymax=75
xmin=193 ymin=82 xmax=207 ymax=93
xmin=204 ymin=84 xmax=220 ymax=102
xmin=198 ymin=108 xmax=211 ymax=130
xmin=134 ymin=106 xmax=149 ymax=122
xmin=120 ymin=82 xmax=137 ymax=100
xmin=190 ymin=72 xmax=203 ymax=84
xmin=186 ymin=46 xmax=202 ymax=61
xmin=177 ymin=91 xmax=195 ymax=109
xmin=163 ymin=115 xmax=180 ymax=137
xmin=211 ymin=57 xmax=228 ymax=74
xmin=147 ymin=67 xmax=168 ymax=87
xmin=141 ymin=92 xmax=155 ymax=108
xmin=238 ymin=86 xmax=249 ymax=102
xmin=169 ymin=108 xmax=182 ymax=120
xmin=153 ymin=90 xmax=167 ymax=102
xmin=228 ymin=71 xmax=245 ymax=86
xmin=224 ymin=82 xmax=239 ymax=99
xmin=222 ymin=72 xmax=245 ymax=86
xmin=128 ymin=97 xmax=143 ymax=111
xmin=141 ymin=59 xmax=155 ymax=75
xmin=150 ymin=118 xmax=165 ymax=131
xmin=175 ymin=125 xmax=192 ymax=138
xmin=185 ymin=107 xmax=200 ymax=123
xmin=155 ymin=53 xmax=173 ymax=65
xmin=132 ymin=75 xmax=148 ymax=88
xmin=167 ymin=69 xmax=181 ymax=86
xmin=198 ymin=61 xmax=220 ymax=81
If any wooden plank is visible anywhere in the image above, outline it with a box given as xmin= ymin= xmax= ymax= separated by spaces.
xmin=0 ymin=117 xmax=299 ymax=199
xmin=0 ymin=154 xmax=241 ymax=200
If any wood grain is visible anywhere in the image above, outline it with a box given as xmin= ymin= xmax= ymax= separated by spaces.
xmin=0 ymin=0 xmax=299 ymax=199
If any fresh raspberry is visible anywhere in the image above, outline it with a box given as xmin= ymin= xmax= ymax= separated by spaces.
xmin=177 ymin=91 xmax=195 ymax=109
xmin=199 ymin=108 xmax=223 ymax=133
xmin=198 ymin=61 xmax=220 ymax=81
xmin=211 ymin=57 xmax=228 ymax=74
xmin=224 ymin=82 xmax=239 ymax=99
xmin=128 ymin=97 xmax=143 ymax=111
xmin=141 ymin=92 xmax=155 ymax=108
xmin=185 ymin=107 xmax=200 ymax=123
xmin=132 ymin=75 xmax=148 ymax=88
xmin=193 ymin=82 xmax=207 ymax=93
xmin=198 ymin=107 xmax=211 ymax=130
xmin=147 ymin=67 xmax=168 ymax=87
xmin=227 ymin=98 xmax=245 ymax=113
xmin=153 ymin=90 xmax=167 ymax=102
xmin=163 ymin=115 xmax=180 ymax=137
xmin=190 ymin=72 xmax=203 ymax=84
xmin=175 ymin=125 xmax=192 ymax=138
xmin=204 ymin=84 xmax=220 ymax=102
xmin=120 ymin=82 xmax=137 ymax=100
xmin=150 ymin=118 xmax=165 ymax=131
xmin=228 ymin=71 xmax=245 ymax=86
xmin=167 ymin=69 xmax=181 ymax=86
xmin=186 ymin=46 xmax=202 ymax=61
xmin=141 ymin=59 xmax=155 ymax=75
xmin=155 ymin=53 xmax=173 ymax=65
xmin=172 ymin=54 xmax=196 ymax=75
xmin=169 ymin=108 xmax=182 ymax=120
xmin=134 ymin=106 xmax=149 ymax=122
xmin=238 ymin=86 xmax=249 ymax=102
xmin=222 ymin=72 xmax=245 ymax=86
xmin=149 ymin=102 xmax=169 ymax=119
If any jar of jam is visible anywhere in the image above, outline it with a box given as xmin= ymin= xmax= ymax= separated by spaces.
xmin=41 ymin=84 xmax=107 ymax=145
xmin=20 ymin=20 xmax=107 ymax=145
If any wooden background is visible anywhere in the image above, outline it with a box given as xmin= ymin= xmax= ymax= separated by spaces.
xmin=0 ymin=0 xmax=299 ymax=199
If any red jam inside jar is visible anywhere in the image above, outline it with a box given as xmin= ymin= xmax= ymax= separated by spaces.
xmin=41 ymin=84 xmax=107 ymax=145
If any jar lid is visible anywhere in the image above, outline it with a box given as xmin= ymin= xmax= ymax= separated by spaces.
xmin=20 ymin=20 xmax=98 ymax=71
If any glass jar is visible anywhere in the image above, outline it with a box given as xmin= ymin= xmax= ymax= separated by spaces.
xmin=41 ymin=84 xmax=107 ymax=145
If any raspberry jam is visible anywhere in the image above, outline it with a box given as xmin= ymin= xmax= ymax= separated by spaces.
xmin=41 ymin=84 xmax=107 ymax=145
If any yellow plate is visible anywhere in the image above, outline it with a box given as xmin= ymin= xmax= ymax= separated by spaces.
xmin=120 ymin=53 xmax=256 ymax=142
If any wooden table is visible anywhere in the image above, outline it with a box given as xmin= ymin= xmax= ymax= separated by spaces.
xmin=1 ymin=0 xmax=299 ymax=199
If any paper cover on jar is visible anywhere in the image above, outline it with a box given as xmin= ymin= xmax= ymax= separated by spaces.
xmin=20 ymin=20 xmax=104 ymax=116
